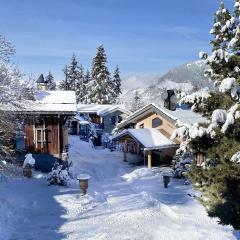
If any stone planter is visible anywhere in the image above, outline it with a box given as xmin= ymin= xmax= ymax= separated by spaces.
xmin=77 ymin=174 xmax=90 ymax=195
xmin=163 ymin=175 xmax=170 ymax=188
xmin=23 ymin=164 xmax=32 ymax=178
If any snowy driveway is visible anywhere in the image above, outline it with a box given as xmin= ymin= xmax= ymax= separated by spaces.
xmin=0 ymin=136 xmax=239 ymax=240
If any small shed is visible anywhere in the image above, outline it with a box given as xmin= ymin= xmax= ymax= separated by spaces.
xmin=113 ymin=128 xmax=179 ymax=168
xmin=18 ymin=91 xmax=76 ymax=171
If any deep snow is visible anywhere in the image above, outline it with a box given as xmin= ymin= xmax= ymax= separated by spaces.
xmin=0 ymin=136 xmax=239 ymax=240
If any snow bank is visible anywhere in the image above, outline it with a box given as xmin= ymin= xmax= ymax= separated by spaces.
xmin=122 ymin=168 xmax=153 ymax=181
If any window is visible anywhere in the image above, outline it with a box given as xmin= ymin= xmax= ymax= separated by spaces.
xmin=152 ymin=118 xmax=162 ymax=128
xmin=139 ymin=123 xmax=144 ymax=129
xmin=118 ymin=116 xmax=123 ymax=123
xmin=35 ymin=128 xmax=45 ymax=149
xmin=110 ymin=116 xmax=116 ymax=125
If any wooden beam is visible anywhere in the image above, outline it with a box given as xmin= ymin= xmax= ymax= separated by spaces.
xmin=58 ymin=114 xmax=61 ymax=158
xmin=123 ymin=140 xmax=127 ymax=162
xmin=148 ymin=150 xmax=152 ymax=169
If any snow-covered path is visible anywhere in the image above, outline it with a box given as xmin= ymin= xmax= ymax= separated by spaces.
xmin=0 ymin=136 xmax=239 ymax=240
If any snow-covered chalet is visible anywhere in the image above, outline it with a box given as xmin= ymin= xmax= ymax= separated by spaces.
xmin=18 ymin=75 xmax=76 ymax=171
xmin=113 ymin=90 xmax=207 ymax=168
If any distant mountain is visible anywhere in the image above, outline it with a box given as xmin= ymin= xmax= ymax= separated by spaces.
xmin=120 ymin=61 xmax=213 ymax=110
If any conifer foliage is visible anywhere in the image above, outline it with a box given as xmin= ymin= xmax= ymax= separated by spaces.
xmin=111 ymin=65 xmax=122 ymax=103
xmin=59 ymin=65 xmax=71 ymax=91
xmin=45 ymin=71 xmax=56 ymax=90
xmin=75 ymin=65 xmax=85 ymax=103
xmin=59 ymin=46 xmax=122 ymax=104
xmin=86 ymin=45 xmax=113 ymax=104
xmin=176 ymin=1 xmax=240 ymax=229
xmin=131 ymin=91 xmax=144 ymax=112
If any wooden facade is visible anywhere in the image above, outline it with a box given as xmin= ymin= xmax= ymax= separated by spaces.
xmin=135 ymin=112 xmax=176 ymax=139
xmin=115 ymin=130 xmax=178 ymax=168
xmin=24 ymin=115 xmax=68 ymax=158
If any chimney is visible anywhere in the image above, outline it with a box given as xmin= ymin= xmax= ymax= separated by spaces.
xmin=36 ymin=74 xmax=47 ymax=91
xmin=163 ymin=90 xmax=177 ymax=111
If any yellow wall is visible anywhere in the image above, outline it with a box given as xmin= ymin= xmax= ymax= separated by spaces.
xmin=135 ymin=113 xmax=176 ymax=137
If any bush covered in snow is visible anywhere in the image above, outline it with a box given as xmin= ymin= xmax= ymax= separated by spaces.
xmin=172 ymin=155 xmax=192 ymax=179
xmin=47 ymin=161 xmax=70 ymax=186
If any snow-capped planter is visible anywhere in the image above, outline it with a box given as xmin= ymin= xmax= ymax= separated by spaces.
xmin=163 ymin=175 xmax=170 ymax=188
xmin=162 ymin=169 xmax=173 ymax=188
xmin=77 ymin=174 xmax=91 ymax=195
xmin=22 ymin=154 xmax=35 ymax=178
xmin=23 ymin=164 xmax=32 ymax=178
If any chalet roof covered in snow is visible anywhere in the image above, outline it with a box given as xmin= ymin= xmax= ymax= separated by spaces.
xmin=113 ymin=128 xmax=178 ymax=150
xmin=23 ymin=91 xmax=77 ymax=114
xmin=77 ymin=104 xmax=131 ymax=116
xmin=117 ymin=103 xmax=207 ymax=129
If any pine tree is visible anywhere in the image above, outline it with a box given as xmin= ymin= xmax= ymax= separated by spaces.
xmin=111 ymin=65 xmax=122 ymax=103
xmin=75 ymin=65 xmax=85 ymax=103
xmin=59 ymin=65 xmax=70 ymax=90
xmin=131 ymin=91 xmax=143 ymax=112
xmin=88 ymin=45 xmax=113 ymax=104
xmin=83 ymin=70 xmax=91 ymax=103
xmin=201 ymin=1 xmax=233 ymax=84
xmin=45 ymin=71 xmax=56 ymax=90
xmin=68 ymin=53 xmax=80 ymax=91
xmin=179 ymin=1 xmax=240 ymax=229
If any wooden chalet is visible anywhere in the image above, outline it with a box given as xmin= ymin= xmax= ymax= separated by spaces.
xmin=23 ymin=90 xmax=76 ymax=159
xmin=72 ymin=104 xmax=131 ymax=138
xmin=113 ymin=91 xmax=207 ymax=168
xmin=15 ymin=75 xmax=77 ymax=171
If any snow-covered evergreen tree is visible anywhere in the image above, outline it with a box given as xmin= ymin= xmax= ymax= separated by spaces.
xmin=75 ymin=65 xmax=85 ymax=103
xmin=201 ymin=1 xmax=233 ymax=84
xmin=111 ymin=65 xmax=122 ymax=103
xmin=45 ymin=71 xmax=56 ymax=90
xmin=83 ymin=70 xmax=91 ymax=103
xmin=131 ymin=91 xmax=143 ymax=112
xmin=87 ymin=45 xmax=113 ymax=104
xmin=175 ymin=1 xmax=240 ymax=229
xmin=59 ymin=65 xmax=70 ymax=90
xmin=67 ymin=53 xmax=80 ymax=91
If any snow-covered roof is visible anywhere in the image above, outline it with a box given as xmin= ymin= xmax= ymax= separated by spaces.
xmin=113 ymin=128 xmax=178 ymax=150
xmin=74 ymin=114 xmax=89 ymax=124
xmin=35 ymin=91 xmax=76 ymax=104
xmin=20 ymin=91 xmax=77 ymax=114
xmin=117 ymin=103 xmax=207 ymax=129
xmin=77 ymin=104 xmax=131 ymax=116
xmin=158 ymin=103 xmax=207 ymax=125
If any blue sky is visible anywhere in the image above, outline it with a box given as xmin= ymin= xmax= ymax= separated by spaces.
xmin=0 ymin=0 xmax=234 ymax=82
